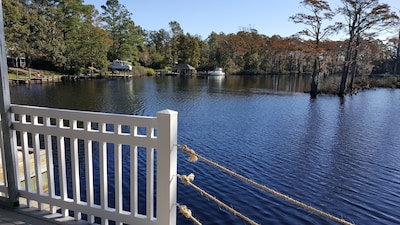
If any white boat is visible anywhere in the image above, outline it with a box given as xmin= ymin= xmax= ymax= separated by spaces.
xmin=108 ymin=60 xmax=132 ymax=71
xmin=209 ymin=67 xmax=225 ymax=76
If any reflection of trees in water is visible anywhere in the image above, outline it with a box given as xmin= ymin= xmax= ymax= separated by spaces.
xmin=222 ymin=75 xmax=311 ymax=93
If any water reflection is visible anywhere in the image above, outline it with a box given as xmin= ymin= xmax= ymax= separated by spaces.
xmin=10 ymin=75 xmax=312 ymax=111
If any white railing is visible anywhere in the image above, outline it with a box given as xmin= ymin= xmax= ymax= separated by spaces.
xmin=0 ymin=104 xmax=178 ymax=225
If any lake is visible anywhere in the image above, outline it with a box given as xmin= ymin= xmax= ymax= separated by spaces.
xmin=10 ymin=75 xmax=400 ymax=225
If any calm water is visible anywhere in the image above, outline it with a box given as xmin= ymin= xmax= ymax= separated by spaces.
xmin=10 ymin=75 xmax=400 ymax=225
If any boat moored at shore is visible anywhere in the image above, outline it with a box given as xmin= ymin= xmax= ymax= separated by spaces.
xmin=208 ymin=67 xmax=225 ymax=76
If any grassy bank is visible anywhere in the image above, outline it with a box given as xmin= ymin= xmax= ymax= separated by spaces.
xmin=317 ymin=75 xmax=400 ymax=95
xmin=8 ymin=67 xmax=63 ymax=79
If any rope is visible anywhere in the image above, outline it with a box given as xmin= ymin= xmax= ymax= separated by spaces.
xmin=179 ymin=174 xmax=260 ymax=225
xmin=180 ymin=145 xmax=354 ymax=225
xmin=178 ymin=204 xmax=202 ymax=225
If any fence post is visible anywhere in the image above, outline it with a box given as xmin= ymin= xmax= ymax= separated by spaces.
xmin=156 ymin=109 xmax=178 ymax=225
xmin=0 ymin=0 xmax=19 ymax=206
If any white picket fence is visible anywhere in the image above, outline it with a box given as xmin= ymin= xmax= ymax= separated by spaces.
xmin=0 ymin=104 xmax=178 ymax=225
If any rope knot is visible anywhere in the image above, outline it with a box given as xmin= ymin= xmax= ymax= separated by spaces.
xmin=181 ymin=173 xmax=195 ymax=185
xmin=179 ymin=204 xmax=202 ymax=225
xmin=179 ymin=205 xmax=192 ymax=218
xmin=182 ymin=145 xmax=198 ymax=162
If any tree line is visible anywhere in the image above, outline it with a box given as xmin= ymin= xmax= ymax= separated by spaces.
xmin=3 ymin=0 xmax=400 ymax=95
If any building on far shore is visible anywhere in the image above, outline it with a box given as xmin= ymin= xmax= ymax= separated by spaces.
xmin=172 ymin=64 xmax=196 ymax=76
xmin=7 ymin=56 xmax=26 ymax=68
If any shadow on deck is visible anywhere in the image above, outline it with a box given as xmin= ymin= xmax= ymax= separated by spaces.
xmin=0 ymin=205 xmax=90 ymax=225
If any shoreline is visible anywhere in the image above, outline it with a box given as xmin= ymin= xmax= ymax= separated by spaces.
xmin=8 ymin=68 xmax=400 ymax=95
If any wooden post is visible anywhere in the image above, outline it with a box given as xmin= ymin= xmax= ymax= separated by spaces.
xmin=156 ymin=109 xmax=178 ymax=225
xmin=0 ymin=0 xmax=19 ymax=206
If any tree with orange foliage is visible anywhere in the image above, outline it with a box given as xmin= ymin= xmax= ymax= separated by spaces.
xmin=337 ymin=0 xmax=398 ymax=97
xmin=290 ymin=0 xmax=335 ymax=98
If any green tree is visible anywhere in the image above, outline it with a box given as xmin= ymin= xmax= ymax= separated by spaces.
xmin=177 ymin=33 xmax=201 ymax=67
xmin=101 ymin=0 xmax=142 ymax=63
xmin=168 ymin=21 xmax=183 ymax=65
xmin=3 ymin=0 xmax=64 ymax=68
xmin=58 ymin=1 xmax=106 ymax=73
xmin=34 ymin=1 xmax=68 ymax=69
xmin=63 ymin=3 xmax=110 ymax=73
xmin=221 ymin=34 xmax=247 ymax=73
xmin=3 ymin=0 xmax=28 ymax=57
xmin=237 ymin=29 xmax=268 ymax=74
xmin=145 ymin=29 xmax=171 ymax=69
xmin=205 ymin=32 xmax=223 ymax=69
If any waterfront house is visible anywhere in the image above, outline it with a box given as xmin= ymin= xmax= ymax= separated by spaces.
xmin=172 ymin=64 xmax=196 ymax=76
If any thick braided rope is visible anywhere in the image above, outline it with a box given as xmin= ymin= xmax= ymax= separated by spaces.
xmin=178 ymin=204 xmax=202 ymax=225
xmin=180 ymin=174 xmax=260 ymax=225
xmin=180 ymin=145 xmax=354 ymax=225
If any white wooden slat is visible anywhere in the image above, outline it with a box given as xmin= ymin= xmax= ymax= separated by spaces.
xmin=58 ymin=135 xmax=68 ymax=217
xmin=71 ymin=137 xmax=81 ymax=220
xmin=85 ymin=140 xmax=94 ymax=224
xmin=156 ymin=110 xmax=178 ymax=225
xmin=10 ymin=130 xmax=19 ymax=190
xmin=32 ymin=116 xmax=42 ymax=194
xmin=100 ymin=141 xmax=107 ymax=212
xmin=115 ymin=143 xmax=122 ymax=213
xmin=45 ymin=132 xmax=56 ymax=214
xmin=0 ymin=142 xmax=5 ymax=186
xmin=11 ymin=104 xmax=156 ymax=128
xmin=146 ymin=147 xmax=154 ymax=221
xmin=21 ymin=131 xmax=31 ymax=192
xmin=12 ymin=123 xmax=158 ymax=149
xmin=32 ymin=132 xmax=43 ymax=210
xmin=131 ymin=145 xmax=138 ymax=216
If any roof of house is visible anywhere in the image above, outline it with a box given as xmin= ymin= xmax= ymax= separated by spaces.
xmin=173 ymin=64 xmax=195 ymax=70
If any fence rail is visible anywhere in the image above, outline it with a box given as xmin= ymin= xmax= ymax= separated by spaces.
xmin=0 ymin=104 xmax=178 ymax=225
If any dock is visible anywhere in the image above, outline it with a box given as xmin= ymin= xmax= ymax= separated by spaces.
xmin=0 ymin=206 xmax=90 ymax=225
xmin=0 ymin=149 xmax=87 ymax=225
xmin=9 ymin=77 xmax=62 ymax=85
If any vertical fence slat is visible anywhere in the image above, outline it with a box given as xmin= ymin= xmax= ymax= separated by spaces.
xmin=131 ymin=145 xmax=138 ymax=216
xmin=32 ymin=115 xmax=42 ymax=196
xmin=45 ymin=115 xmax=56 ymax=213
xmin=0 ymin=135 xmax=5 ymax=187
xmin=85 ymin=139 xmax=94 ymax=223
xmin=156 ymin=110 xmax=178 ymax=225
xmin=58 ymin=135 xmax=68 ymax=217
xmin=32 ymin=132 xmax=43 ymax=209
xmin=71 ymin=137 xmax=81 ymax=220
xmin=115 ymin=143 xmax=122 ymax=213
xmin=21 ymin=130 xmax=31 ymax=207
xmin=100 ymin=141 xmax=108 ymax=225
xmin=100 ymin=141 xmax=107 ymax=210
xmin=11 ymin=129 xmax=20 ymax=190
xmin=146 ymin=147 xmax=154 ymax=221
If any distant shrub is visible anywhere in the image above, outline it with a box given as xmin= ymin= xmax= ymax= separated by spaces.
xmin=130 ymin=66 xmax=146 ymax=76
xmin=146 ymin=68 xmax=156 ymax=76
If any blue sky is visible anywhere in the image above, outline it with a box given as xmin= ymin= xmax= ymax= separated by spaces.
xmin=84 ymin=0 xmax=399 ymax=40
